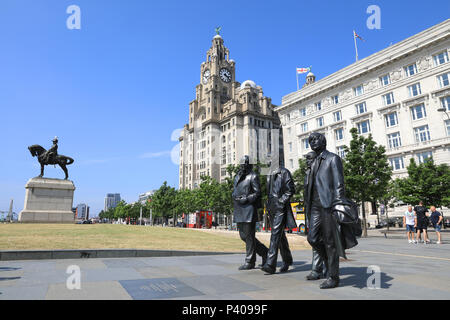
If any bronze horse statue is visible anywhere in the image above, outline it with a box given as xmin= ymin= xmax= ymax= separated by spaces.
xmin=28 ymin=145 xmax=74 ymax=180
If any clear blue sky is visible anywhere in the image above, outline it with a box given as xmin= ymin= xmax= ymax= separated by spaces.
xmin=0 ymin=0 xmax=448 ymax=217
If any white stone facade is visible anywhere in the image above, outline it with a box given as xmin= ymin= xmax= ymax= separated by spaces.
xmin=276 ymin=19 xmax=450 ymax=218
xmin=278 ymin=19 xmax=450 ymax=176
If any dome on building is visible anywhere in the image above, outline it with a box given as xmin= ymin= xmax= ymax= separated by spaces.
xmin=307 ymin=71 xmax=314 ymax=77
xmin=240 ymin=80 xmax=257 ymax=89
xmin=213 ymin=34 xmax=222 ymax=39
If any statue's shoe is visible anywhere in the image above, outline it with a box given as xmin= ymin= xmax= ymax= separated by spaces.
xmin=261 ymin=264 xmax=276 ymax=274
xmin=319 ymin=278 xmax=340 ymax=289
xmin=238 ymin=263 xmax=255 ymax=270
xmin=257 ymin=254 xmax=268 ymax=268
xmin=305 ymin=271 xmax=323 ymax=280
xmin=279 ymin=261 xmax=292 ymax=273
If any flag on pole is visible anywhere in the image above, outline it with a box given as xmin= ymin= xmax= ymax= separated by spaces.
xmin=353 ymin=30 xmax=365 ymax=41
xmin=296 ymin=67 xmax=311 ymax=74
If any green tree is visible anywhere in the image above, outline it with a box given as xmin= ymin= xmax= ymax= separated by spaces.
xmin=292 ymin=157 xmax=308 ymax=203
xmin=395 ymin=158 xmax=450 ymax=208
xmin=150 ymin=181 xmax=177 ymax=225
xmin=343 ymin=127 xmax=392 ymax=237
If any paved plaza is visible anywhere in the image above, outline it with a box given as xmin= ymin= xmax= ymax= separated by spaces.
xmin=1 ymin=235 xmax=449 ymax=300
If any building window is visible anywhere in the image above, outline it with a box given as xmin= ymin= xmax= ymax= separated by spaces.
xmin=301 ymin=138 xmax=310 ymax=151
xmin=333 ymin=110 xmax=342 ymax=122
xmin=389 ymin=156 xmax=405 ymax=171
xmin=354 ymin=85 xmax=364 ymax=97
xmin=332 ymin=95 xmax=339 ymax=105
xmin=300 ymin=107 xmax=307 ymax=117
xmin=316 ymin=117 xmax=324 ymax=128
xmin=380 ymin=74 xmax=391 ymax=86
xmin=355 ymin=102 xmax=367 ymax=114
xmin=289 ymin=159 xmax=294 ymax=168
xmin=287 ymin=127 xmax=291 ymax=135
xmin=385 ymin=112 xmax=398 ymax=128
xmin=404 ymin=63 xmax=418 ymax=77
xmin=416 ymin=151 xmax=432 ymax=164
xmin=441 ymin=96 xmax=450 ymax=111
xmin=437 ymin=73 xmax=450 ymax=88
xmin=387 ymin=132 xmax=402 ymax=149
xmin=301 ymin=122 xmax=308 ymax=133
xmin=414 ymin=125 xmax=431 ymax=142
xmin=411 ymin=104 xmax=427 ymax=120
xmin=382 ymin=92 xmax=395 ymax=106
xmin=288 ymin=142 xmax=293 ymax=152
xmin=336 ymin=146 xmax=346 ymax=159
xmin=357 ymin=120 xmax=371 ymax=134
xmin=335 ymin=128 xmax=344 ymax=141
xmin=408 ymin=83 xmax=422 ymax=97
xmin=315 ymin=102 xmax=322 ymax=111
xmin=433 ymin=51 xmax=449 ymax=66
xmin=446 ymin=119 xmax=450 ymax=136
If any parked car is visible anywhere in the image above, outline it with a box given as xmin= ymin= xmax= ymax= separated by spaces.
xmin=444 ymin=218 xmax=450 ymax=228
xmin=82 ymin=220 xmax=92 ymax=224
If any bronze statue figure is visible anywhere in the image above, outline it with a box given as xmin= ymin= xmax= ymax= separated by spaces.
xmin=261 ymin=154 xmax=296 ymax=274
xmin=232 ymin=155 xmax=268 ymax=270
xmin=28 ymin=137 xmax=74 ymax=180
xmin=305 ymin=132 xmax=360 ymax=289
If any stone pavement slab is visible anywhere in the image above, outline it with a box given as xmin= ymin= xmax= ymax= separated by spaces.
xmin=1 ymin=235 xmax=450 ymax=300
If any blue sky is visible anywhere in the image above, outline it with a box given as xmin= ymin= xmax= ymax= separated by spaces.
xmin=0 ymin=0 xmax=448 ymax=217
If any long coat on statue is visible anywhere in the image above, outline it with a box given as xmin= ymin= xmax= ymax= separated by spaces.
xmin=232 ymin=170 xmax=262 ymax=223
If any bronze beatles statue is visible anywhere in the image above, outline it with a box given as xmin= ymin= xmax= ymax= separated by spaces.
xmin=305 ymin=132 xmax=361 ymax=289
xmin=28 ymin=137 xmax=74 ymax=180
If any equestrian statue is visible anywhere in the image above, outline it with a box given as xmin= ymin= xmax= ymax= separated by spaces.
xmin=27 ymin=137 xmax=74 ymax=180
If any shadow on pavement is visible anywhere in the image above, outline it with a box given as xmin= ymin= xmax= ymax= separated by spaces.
xmin=0 ymin=277 xmax=21 ymax=281
xmin=0 ymin=267 xmax=21 ymax=272
xmin=340 ymin=267 xmax=393 ymax=289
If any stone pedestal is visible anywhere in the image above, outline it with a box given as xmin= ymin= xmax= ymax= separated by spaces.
xmin=19 ymin=177 xmax=76 ymax=223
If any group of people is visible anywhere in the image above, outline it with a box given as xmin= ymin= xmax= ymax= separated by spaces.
xmin=403 ymin=201 xmax=444 ymax=244
xmin=232 ymin=132 xmax=360 ymax=289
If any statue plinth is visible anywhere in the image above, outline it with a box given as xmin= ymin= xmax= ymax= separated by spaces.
xmin=19 ymin=177 xmax=76 ymax=223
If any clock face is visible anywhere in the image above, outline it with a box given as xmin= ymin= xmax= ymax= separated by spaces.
xmin=219 ymin=68 xmax=232 ymax=83
xmin=202 ymin=69 xmax=210 ymax=84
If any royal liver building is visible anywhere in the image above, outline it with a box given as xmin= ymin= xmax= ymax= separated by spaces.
xmin=179 ymin=33 xmax=282 ymax=189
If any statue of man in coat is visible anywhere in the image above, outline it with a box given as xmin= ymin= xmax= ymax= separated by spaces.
xmin=232 ymin=155 xmax=268 ymax=270
xmin=261 ymin=154 xmax=297 ymax=274
xmin=304 ymin=151 xmax=328 ymax=281
xmin=306 ymin=132 xmax=357 ymax=289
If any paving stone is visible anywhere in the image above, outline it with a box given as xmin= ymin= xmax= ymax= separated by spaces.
xmin=82 ymin=267 xmax=143 ymax=282
xmin=102 ymin=258 xmax=149 ymax=269
xmin=137 ymin=266 xmax=197 ymax=279
xmin=0 ymin=284 xmax=49 ymax=300
xmin=46 ymin=281 xmax=132 ymax=300
xmin=179 ymin=275 xmax=263 ymax=295
xmin=119 ymin=278 xmax=205 ymax=300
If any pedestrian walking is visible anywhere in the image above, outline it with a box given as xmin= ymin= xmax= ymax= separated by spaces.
xmin=429 ymin=206 xmax=443 ymax=244
xmin=403 ymin=206 xmax=416 ymax=243
xmin=414 ymin=201 xmax=430 ymax=244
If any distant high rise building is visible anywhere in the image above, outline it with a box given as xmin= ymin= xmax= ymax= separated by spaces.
xmin=104 ymin=193 xmax=121 ymax=211
xmin=76 ymin=203 xmax=89 ymax=220
xmin=138 ymin=190 xmax=156 ymax=204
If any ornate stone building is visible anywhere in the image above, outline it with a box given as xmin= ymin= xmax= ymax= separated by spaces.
xmin=179 ymin=34 xmax=282 ymax=189
xmin=277 ymin=19 xmax=450 ymax=217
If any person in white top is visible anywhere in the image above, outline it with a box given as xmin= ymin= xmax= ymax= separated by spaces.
xmin=403 ymin=206 xmax=416 ymax=243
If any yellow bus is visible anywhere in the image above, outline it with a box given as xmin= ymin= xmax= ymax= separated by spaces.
xmin=291 ymin=202 xmax=307 ymax=234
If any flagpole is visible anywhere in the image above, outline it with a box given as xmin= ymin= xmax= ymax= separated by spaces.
xmin=353 ymin=30 xmax=359 ymax=62
xmin=296 ymin=70 xmax=299 ymax=91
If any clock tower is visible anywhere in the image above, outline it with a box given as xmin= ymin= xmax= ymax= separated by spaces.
xmin=179 ymin=32 xmax=282 ymax=190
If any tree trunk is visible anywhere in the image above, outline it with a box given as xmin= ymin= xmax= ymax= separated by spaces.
xmin=362 ymin=203 xmax=368 ymax=237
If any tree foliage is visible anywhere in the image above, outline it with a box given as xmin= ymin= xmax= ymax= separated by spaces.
xmin=394 ymin=158 xmax=450 ymax=208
